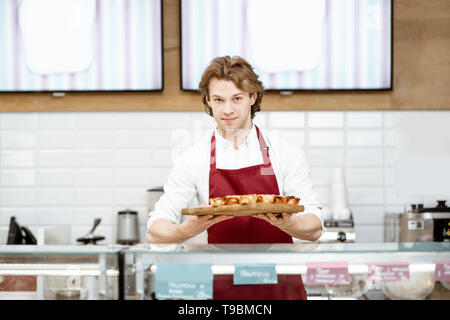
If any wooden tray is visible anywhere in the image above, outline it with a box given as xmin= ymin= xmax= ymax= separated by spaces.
xmin=181 ymin=203 xmax=304 ymax=216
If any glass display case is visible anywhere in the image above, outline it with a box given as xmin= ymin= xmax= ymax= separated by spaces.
xmin=0 ymin=245 xmax=122 ymax=300
xmin=123 ymin=242 xmax=450 ymax=300
xmin=1 ymin=243 xmax=449 ymax=300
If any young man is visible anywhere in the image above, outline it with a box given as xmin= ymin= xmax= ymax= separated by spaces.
xmin=147 ymin=56 xmax=324 ymax=300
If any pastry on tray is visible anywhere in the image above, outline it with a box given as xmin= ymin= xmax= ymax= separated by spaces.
xmin=209 ymin=194 xmax=300 ymax=207
xmin=183 ymin=194 xmax=303 ymax=216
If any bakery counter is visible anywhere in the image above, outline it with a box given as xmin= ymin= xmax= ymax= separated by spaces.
xmin=1 ymin=243 xmax=449 ymax=300
xmin=0 ymin=245 xmax=122 ymax=300
xmin=123 ymin=242 xmax=450 ymax=300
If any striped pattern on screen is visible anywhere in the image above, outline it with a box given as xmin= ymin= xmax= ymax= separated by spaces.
xmin=0 ymin=0 xmax=162 ymax=92
xmin=181 ymin=0 xmax=392 ymax=91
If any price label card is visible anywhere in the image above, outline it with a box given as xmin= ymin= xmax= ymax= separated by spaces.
xmin=306 ymin=262 xmax=350 ymax=286
xmin=155 ymin=263 xmax=213 ymax=299
xmin=367 ymin=262 xmax=410 ymax=282
xmin=435 ymin=262 xmax=450 ymax=281
xmin=233 ymin=264 xmax=277 ymax=285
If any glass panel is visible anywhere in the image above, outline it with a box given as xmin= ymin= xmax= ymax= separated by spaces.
xmin=2 ymin=243 xmax=450 ymax=300
xmin=127 ymin=242 xmax=450 ymax=254
xmin=125 ymin=242 xmax=450 ymax=300
xmin=0 ymin=245 xmax=120 ymax=300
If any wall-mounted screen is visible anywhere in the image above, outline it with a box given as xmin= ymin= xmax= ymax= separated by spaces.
xmin=0 ymin=0 xmax=163 ymax=92
xmin=181 ymin=0 xmax=392 ymax=91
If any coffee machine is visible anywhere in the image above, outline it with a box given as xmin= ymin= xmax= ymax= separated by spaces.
xmin=384 ymin=200 xmax=450 ymax=242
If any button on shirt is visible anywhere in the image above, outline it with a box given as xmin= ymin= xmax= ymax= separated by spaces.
xmin=147 ymin=125 xmax=325 ymax=243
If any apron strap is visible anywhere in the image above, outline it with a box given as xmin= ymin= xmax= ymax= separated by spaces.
xmin=210 ymin=133 xmax=217 ymax=172
xmin=255 ymin=125 xmax=271 ymax=166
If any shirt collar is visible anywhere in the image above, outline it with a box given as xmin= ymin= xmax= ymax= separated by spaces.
xmin=214 ymin=124 xmax=257 ymax=151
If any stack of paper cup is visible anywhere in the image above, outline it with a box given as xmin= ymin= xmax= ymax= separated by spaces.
xmin=330 ymin=168 xmax=351 ymax=220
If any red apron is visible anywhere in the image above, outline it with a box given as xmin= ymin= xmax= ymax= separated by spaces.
xmin=208 ymin=126 xmax=307 ymax=300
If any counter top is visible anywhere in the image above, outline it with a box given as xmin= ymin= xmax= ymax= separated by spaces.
xmin=1 ymin=242 xmax=449 ymax=255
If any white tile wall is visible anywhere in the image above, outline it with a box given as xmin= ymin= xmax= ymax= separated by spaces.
xmin=308 ymin=111 xmax=344 ymax=128
xmin=346 ymin=111 xmax=383 ymax=128
xmin=1 ymin=169 xmax=35 ymax=186
xmin=1 ymin=110 xmax=449 ymax=244
xmin=346 ymin=149 xmax=384 ymax=166
xmin=278 ymin=129 xmax=306 ymax=147
xmin=268 ymin=111 xmax=305 ymax=128
xmin=345 ymin=168 xmax=384 ymax=186
xmin=0 ymin=207 xmax=36 ymax=225
xmin=309 ymin=130 xmax=344 ymax=146
xmin=305 ymin=148 xmax=345 ymax=167
xmin=37 ymin=170 xmax=74 ymax=186
xmin=347 ymin=130 xmax=383 ymax=146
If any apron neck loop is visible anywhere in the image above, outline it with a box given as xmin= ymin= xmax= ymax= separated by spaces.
xmin=210 ymin=125 xmax=271 ymax=169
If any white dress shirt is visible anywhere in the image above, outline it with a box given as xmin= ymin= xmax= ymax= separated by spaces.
xmin=147 ymin=124 xmax=325 ymax=243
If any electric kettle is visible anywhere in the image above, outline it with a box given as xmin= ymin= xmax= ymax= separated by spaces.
xmin=116 ymin=209 xmax=139 ymax=245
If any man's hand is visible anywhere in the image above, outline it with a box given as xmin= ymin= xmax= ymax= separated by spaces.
xmin=252 ymin=212 xmax=323 ymax=242
xmin=147 ymin=214 xmax=233 ymax=244
xmin=252 ymin=212 xmax=295 ymax=232
xmin=179 ymin=214 xmax=233 ymax=239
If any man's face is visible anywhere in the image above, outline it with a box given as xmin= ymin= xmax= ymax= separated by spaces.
xmin=206 ymin=78 xmax=256 ymax=136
